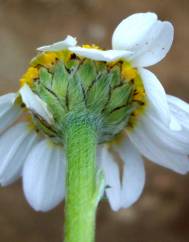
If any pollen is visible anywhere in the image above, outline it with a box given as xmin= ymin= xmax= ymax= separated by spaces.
xmin=121 ymin=62 xmax=137 ymax=81
xmin=107 ymin=60 xmax=120 ymax=69
xmin=56 ymin=50 xmax=72 ymax=63
xmin=31 ymin=52 xmax=58 ymax=68
xmin=19 ymin=67 xmax=39 ymax=87
xmin=82 ymin=44 xmax=101 ymax=50
xmin=127 ymin=73 xmax=147 ymax=130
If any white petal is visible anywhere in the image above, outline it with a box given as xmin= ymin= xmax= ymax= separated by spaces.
xmin=117 ymin=139 xmax=145 ymax=208
xmin=168 ymin=95 xmax=189 ymax=114
xmin=127 ymin=117 xmax=189 ymax=174
xmin=131 ymin=21 xmax=173 ymax=67
xmin=169 ymin=114 xmax=182 ymax=131
xmin=0 ymin=93 xmax=21 ymax=133
xmin=69 ymin=46 xmax=133 ymax=62
xmin=23 ymin=140 xmax=66 ymax=211
xmin=0 ymin=123 xmax=39 ymax=186
xmin=19 ymin=84 xmax=53 ymax=124
xmin=168 ymin=95 xmax=189 ymax=131
xmin=112 ymin=12 xmax=173 ymax=67
xmin=133 ymin=21 xmax=174 ymax=67
xmin=168 ymin=95 xmax=189 ymax=130
xmin=139 ymin=68 xmax=171 ymax=125
xmin=99 ymin=146 xmax=121 ymax=211
xmin=37 ymin=35 xmax=77 ymax=52
xmin=142 ymin=112 xmax=189 ymax=155
xmin=113 ymin=13 xmax=157 ymax=50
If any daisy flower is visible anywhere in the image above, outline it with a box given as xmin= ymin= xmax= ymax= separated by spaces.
xmin=0 ymin=12 xmax=189 ymax=216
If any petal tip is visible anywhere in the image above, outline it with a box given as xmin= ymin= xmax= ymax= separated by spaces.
xmin=37 ymin=35 xmax=77 ymax=52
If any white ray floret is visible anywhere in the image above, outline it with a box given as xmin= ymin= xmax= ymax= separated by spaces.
xmin=0 ymin=123 xmax=40 ymax=185
xmin=23 ymin=139 xmax=66 ymax=211
xmin=69 ymin=47 xmax=133 ymax=62
xmin=0 ymin=93 xmax=21 ymax=134
xmin=168 ymin=95 xmax=189 ymax=132
xmin=100 ymin=146 xmax=121 ymax=211
xmin=117 ymin=139 xmax=145 ymax=209
xmin=112 ymin=12 xmax=174 ymax=67
xmin=19 ymin=84 xmax=53 ymax=124
xmin=37 ymin=35 xmax=77 ymax=52
xmin=127 ymin=119 xmax=189 ymax=175
xmin=138 ymin=68 xmax=172 ymax=126
xmin=100 ymin=139 xmax=145 ymax=211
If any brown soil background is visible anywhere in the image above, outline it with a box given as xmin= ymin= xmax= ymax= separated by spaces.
xmin=0 ymin=0 xmax=189 ymax=242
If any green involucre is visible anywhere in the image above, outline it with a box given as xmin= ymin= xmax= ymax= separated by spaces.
xmin=32 ymin=57 xmax=138 ymax=143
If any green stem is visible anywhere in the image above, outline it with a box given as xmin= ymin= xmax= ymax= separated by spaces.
xmin=64 ymin=115 xmax=101 ymax=242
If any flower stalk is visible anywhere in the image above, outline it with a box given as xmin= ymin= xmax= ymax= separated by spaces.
xmin=64 ymin=114 xmax=102 ymax=242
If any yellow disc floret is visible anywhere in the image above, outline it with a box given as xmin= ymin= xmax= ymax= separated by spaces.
xmin=20 ymin=50 xmax=75 ymax=87
xmin=56 ymin=50 xmax=72 ymax=63
xmin=31 ymin=52 xmax=58 ymax=68
xmin=121 ymin=62 xmax=137 ymax=81
xmin=127 ymin=72 xmax=147 ymax=130
xmin=19 ymin=67 xmax=39 ymax=87
xmin=82 ymin=44 xmax=101 ymax=50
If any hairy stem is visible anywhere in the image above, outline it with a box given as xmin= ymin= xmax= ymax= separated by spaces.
xmin=64 ymin=115 xmax=99 ymax=242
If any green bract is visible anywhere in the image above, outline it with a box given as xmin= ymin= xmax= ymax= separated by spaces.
xmin=31 ymin=57 xmax=138 ymax=143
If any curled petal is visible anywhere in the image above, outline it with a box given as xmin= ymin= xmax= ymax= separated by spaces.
xmin=168 ymin=95 xmax=189 ymax=131
xmin=19 ymin=84 xmax=53 ymax=124
xmin=113 ymin=12 xmax=157 ymax=50
xmin=139 ymin=68 xmax=171 ymax=126
xmin=127 ymin=115 xmax=189 ymax=174
xmin=37 ymin=35 xmax=77 ymax=52
xmin=69 ymin=46 xmax=133 ymax=62
xmin=142 ymin=111 xmax=189 ymax=155
xmin=112 ymin=12 xmax=174 ymax=67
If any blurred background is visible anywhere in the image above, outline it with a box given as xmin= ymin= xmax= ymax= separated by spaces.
xmin=0 ymin=0 xmax=189 ymax=241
